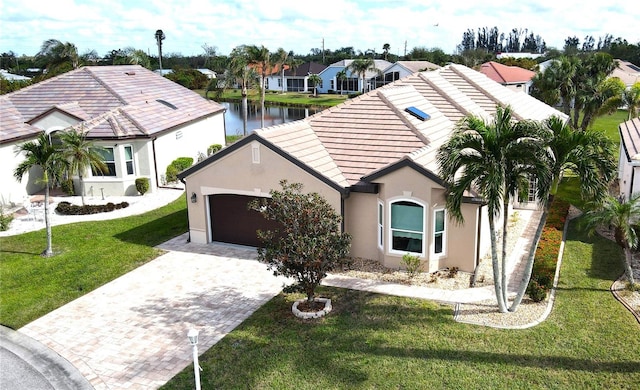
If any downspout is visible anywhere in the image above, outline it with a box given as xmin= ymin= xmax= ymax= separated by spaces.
xmin=152 ymin=137 xmax=160 ymax=190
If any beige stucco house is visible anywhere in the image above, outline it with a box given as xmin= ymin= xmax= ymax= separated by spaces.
xmin=178 ymin=64 xmax=565 ymax=273
xmin=0 ymin=65 xmax=226 ymax=205
xmin=618 ymin=117 xmax=640 ymax=200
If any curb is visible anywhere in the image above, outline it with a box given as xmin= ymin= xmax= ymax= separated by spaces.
xmin=610 ymin=276 xmax=640 ymax=324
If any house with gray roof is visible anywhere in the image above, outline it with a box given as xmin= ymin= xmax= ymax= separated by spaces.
xmin=380 ymin=61 xmax=440 ymax=84
xmin=317 ymin=59 xmax=392 ymax=94
xmin=178 ymin=64 xmax=566 ymax=274
xmin=0 ymin=65 xmax=226 ymax=206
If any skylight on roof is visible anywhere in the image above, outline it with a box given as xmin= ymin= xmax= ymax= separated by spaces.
xmin=628 ymin=64 xmax=640 ymax=72
xmin=156 ymin=99 xmax=177 ymax=110
xmin=405 ymin=106 xmax=430 ymax=121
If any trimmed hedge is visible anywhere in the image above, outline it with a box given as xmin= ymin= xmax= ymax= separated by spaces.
xmin=527 ymin=198 xmax=570 ymax=301
xmin=56 ymin=201 xmax=129 ymax=215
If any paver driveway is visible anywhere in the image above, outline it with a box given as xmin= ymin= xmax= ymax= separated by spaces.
xmin=19 ymin=235 xmax=287 ymax=389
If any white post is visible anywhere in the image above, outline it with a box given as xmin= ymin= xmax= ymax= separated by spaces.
xmin=192 ymin=343 xmax=201 ymax=390
xmin=187 ymin=329 xmax=201 ymax=390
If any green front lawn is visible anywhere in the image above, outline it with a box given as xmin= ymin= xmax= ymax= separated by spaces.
xmin=161 ymin=217 xmax=639 ymax=389
xmin=590 ymin=109 xmax=628 ymax=143
xmin=195 ymin=89 xmax=348 ymax=107
xmin=0 ymin=195 xmax=188 ymax=329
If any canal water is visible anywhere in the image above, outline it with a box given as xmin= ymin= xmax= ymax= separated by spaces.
xmin=221 ymin=102 xmax=322 ymax=136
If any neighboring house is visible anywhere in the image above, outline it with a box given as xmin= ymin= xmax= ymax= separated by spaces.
xmin=479 ymin=61 xmax=536 ymax=94
xmin=316 ymin=59 xmax=392 ymax=94
xmin=0 ymin=65 xmax=226 ymax=206
xmin=611 ymin=59 xmax=640 ymax=89
xmin=0 ymin=70 xmax=31 ymax=81
xmin=265 ymin=62 xmax=327 ymax=93
xmin=617 ymin=117 xmax=640 ymax=200
xmin=196 ymin=69 xmax=216 ymax=79
xmin=380 ymin=61 xmax=440 ymax=84
xmin=178 ymin=64 xmax=566 ymax=274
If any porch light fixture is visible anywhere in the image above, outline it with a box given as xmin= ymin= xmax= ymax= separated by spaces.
xmin=191 ymin=192 xmax=197 ymax=203
xmin=187 ymin=328 xmax=202 ymax=390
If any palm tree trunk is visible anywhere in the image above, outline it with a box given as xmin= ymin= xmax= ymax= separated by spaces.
xmin=501 ymin=199 xmax=509 ymax=305
xmin=489 ymin=214 xmax=508 ymax=312
xmin=79 ymin=174 xmax=85 ymax=206
xmin=260 ymin=75 xmax=266 ymax=128
xmin=43 ymin=180 xmax=53 ymax=257
xmin=623 ymin=247 xmax=636 ymax=286
xmin=509 ymin=205 xmax=549 ymax=311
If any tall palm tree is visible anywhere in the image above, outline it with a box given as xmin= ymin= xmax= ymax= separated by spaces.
xmin=155 ymin=29 xmax=165 ymax=72
xmin=576 ymin=76 xmax=625 ymax=130
xmin=382 ymin=43 xmax=390 ymax=61
xmin=346 ymin=58 xmax=378 ymax=94
xmin=308 ymin=74 xmax=322 ymax=97
xmin=246 ymin=45 xmax=271 ymax=128
xmin=509 ymin=116 xmax=616 ymax=311
xmin=437 ymin=106 xmax=550 ymax=312
xmin=583 ymin=194 xmax=640 ymax=286
xmin=13 ymin=133 xmax=66 ymax=257
xmin=58 ymin=129 xmax=107 ymax=206
xmin=228 ymin=45 xmax=258 ymax=136
xmin=336 ymin=70 xmax=347 ymax=95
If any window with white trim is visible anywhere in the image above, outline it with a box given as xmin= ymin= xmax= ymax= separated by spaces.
xmin=433 ymin=209 xmax=446 ymax=255
xmin=94 ymin=147 xmax=116 ymax=176
xmin=124 ymin=145 xmax=135 ymax=175
xmin=390 ymin=200 xmax=424 ymax=254
xmin=377 ymin=201 xmax=384 ymax=249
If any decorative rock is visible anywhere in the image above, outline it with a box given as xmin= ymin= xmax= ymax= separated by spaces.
xmin=292 ymin=298 xmax=332 ymax=319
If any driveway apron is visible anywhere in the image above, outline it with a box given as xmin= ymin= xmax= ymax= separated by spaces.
xmin=19 ymin=236 xmax=287 ymax=389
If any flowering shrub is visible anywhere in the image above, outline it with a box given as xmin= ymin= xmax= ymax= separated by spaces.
xmin=527 ymin=199 xmax=570 ymax=301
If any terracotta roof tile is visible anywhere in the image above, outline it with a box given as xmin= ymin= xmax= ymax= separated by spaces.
xmin=479 ymin=61 xmax=535 ymax=84
xmin=1 ymin=65 xmax=224 ymax=144
xmin=256 ymin=63 xmax=567 ymax=188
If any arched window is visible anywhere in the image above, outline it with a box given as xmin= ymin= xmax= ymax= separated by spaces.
xmin=390 ymin=200 xmax=425 ymax=254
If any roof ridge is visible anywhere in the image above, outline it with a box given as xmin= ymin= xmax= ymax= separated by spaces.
xmin=376 ymin=85 xmax=430 ymax=146
xmin=84 ymin=67 xmax=128 ymax=105
xmin=418 ymin=71 xmax=472 ymax=118
xmin=449 ymin=64 xmax=523 ymax=121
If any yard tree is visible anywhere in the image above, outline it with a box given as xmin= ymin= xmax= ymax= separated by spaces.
xmin=382 ymin=43 xmax=390 ymax=61
xmin=246 ymin=44 xmax=272 ymax=128
xmin=155 ymin=29 xmax=165 ymax=72
xmin=346 ymin=58 xmax=378 ymax=94
xmin=35 ymin=39 xmax=79 ymax=79
xmin=250 ymin=180 xmax=351 ymax=303
xmin=621 ymin=81 xmax=640 ymax=120
xmin=308 ymin=73 xmax=321 ymax=96
xmin=58 ymin=128 xmax=107 ymax=206
xmin=336 ymin=70 xmax=347 ymax=94
xmin=509 ymin=116 xmax=616 ymax=311
xmin=437 ymin=106 xmax=550 ymax=313
xmin=14 ymin=133 xmax=66 ymax=257
xmin=582 ymin=194 xmax=640 ymax=286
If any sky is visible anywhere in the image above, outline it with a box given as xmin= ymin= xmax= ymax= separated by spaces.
xmin=0 ymin=0 xmax=638 ymax=59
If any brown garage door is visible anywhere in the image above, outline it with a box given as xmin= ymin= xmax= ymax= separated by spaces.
xmin=209 ymin=194 xmax=279 ymax=247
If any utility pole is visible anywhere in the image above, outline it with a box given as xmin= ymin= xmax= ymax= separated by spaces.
xmin=404 ymin=40 xmax=407 ymax=57
xmin=322 ymin=38 xmax=325 ymax=64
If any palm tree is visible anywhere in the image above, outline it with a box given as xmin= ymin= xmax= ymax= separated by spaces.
xmin=583 ymin=194 xmax=640 ymax=286
xmin=576 ymin=76 xmax=625 ymax=130
xmin=155 ymin=29 xmax=165 ymax=72
xmin=382 ymin=43 xmax=390 ymax=61
xmin=621 ymin=82 xmax=640 ymax=120
xmin=336 ymin=70 xmax=347 ymax=95
xmin=346 ymin=58 xmax=378 ymax=94
xmin=58 ymin=129 xmax=107 ymax=206
xmin=508 ymin=116 xmax=616 ymax=311
xmin=123 ymin=47 xmax=151 ymax=69
xmin=308 ymin=74 xmax=322 ymax=97
xmin=228 ymin=45 xmax=258 ymax=136
xmin=35 ymin=39 xmax=80 ymax=78
xmin=13 ymin=133 xmax=66 ymax=257
xmin=437 ymin=106 xmax=550 ymax=312
xmin=246 ymin=45 xmax=271 ymax=128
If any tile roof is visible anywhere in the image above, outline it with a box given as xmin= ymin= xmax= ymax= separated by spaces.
xmin=255 ymin=64 xmax=567 ymax=188
xmin=0 ymin=65 xmax=224 ymax=144
xmin=611 ymin=59 xmax=640 ymax=86
xmin=620 ymin=117 xmax=640 ymax=161
xmin=479 ymin=61 xmax=535 ymax=84
xmin=393 ymin=61 xmax=441 ymax=73
xmin=283 ymin=62 xmax=327 ymax=77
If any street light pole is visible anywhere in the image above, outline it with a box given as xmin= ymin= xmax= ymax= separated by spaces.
xmin=187 ymin=328 xmax=202 ymax=390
